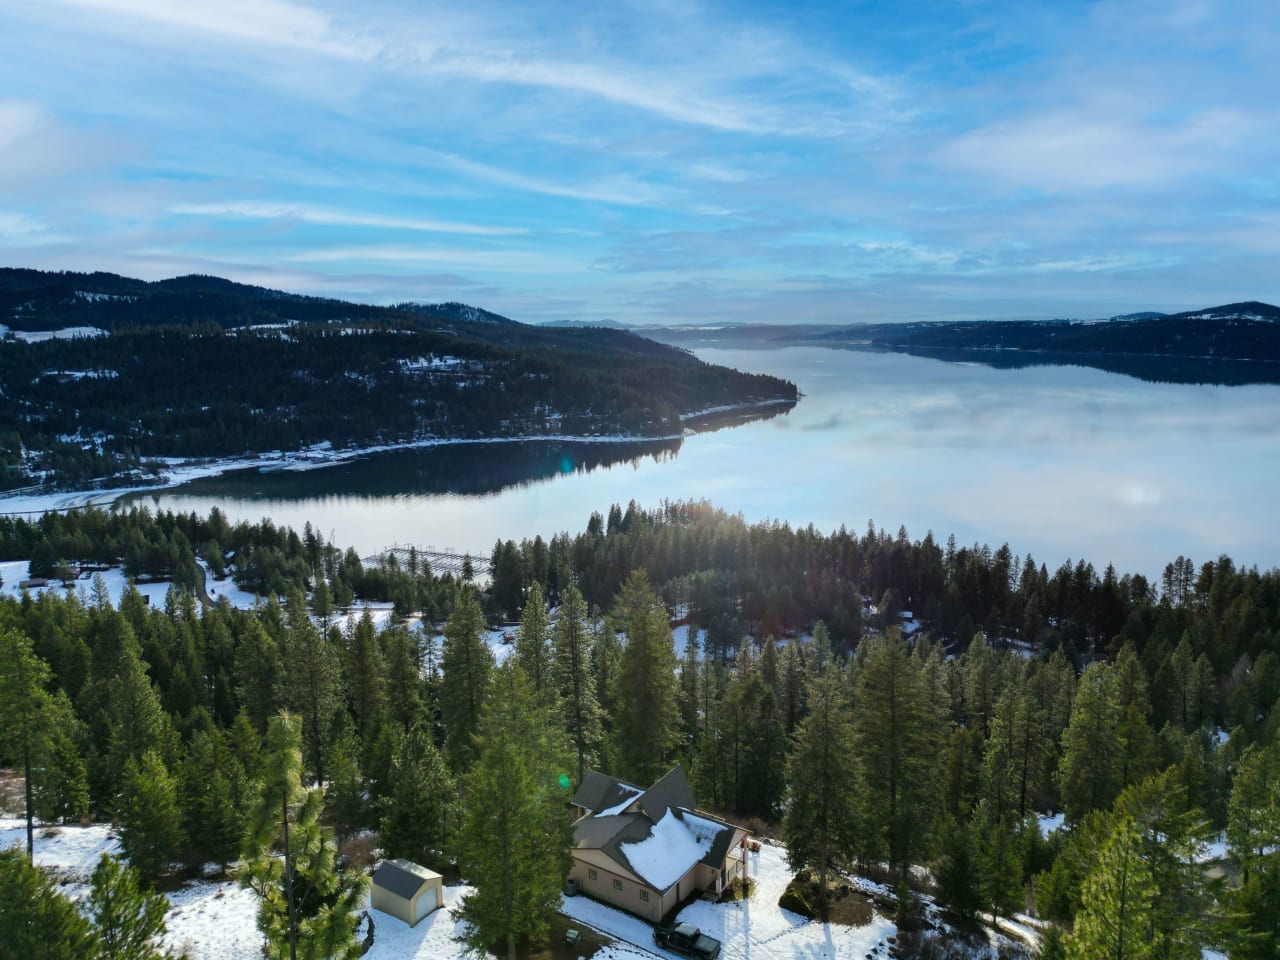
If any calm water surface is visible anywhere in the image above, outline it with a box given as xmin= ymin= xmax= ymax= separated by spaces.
xmin=123 ymin=347 xmax=1280 ymax=578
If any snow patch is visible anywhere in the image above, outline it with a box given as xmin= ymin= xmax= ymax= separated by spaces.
xmin=12 ymin=326 xmax=108 ymax=342
xmin=594 ymin=786 xmax=643 ymax=818
xmin=620 ymin=809 xmax=715 ymax=892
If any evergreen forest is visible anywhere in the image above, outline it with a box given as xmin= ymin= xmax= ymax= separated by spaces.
xmin=0 ymin=269 xmax=796 ymax=490
xmin=1 ymin=501 xmax=1278 ymax=959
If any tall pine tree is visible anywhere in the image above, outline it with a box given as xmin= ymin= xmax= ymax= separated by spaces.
xmin=456 ymin=663 xmax=572 ymax=960
xmin=610 ymin=571 xmax=679 ymax=785
xmin=550 ymin=584 xmax=601 ymax=782
xmin=440 ymin=587 xmax=494 ymax=771
xmin=785 ymin=664 xmax=856 ymax=910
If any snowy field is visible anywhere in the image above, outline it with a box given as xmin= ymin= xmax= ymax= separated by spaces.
xmin=0 ymin=560 xmax=264 ymax=612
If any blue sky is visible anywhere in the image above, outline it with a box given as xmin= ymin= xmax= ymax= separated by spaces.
xmin=2 ymin=0 xmax=1278 ymax=325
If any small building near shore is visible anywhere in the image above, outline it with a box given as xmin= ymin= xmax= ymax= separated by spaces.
xmin=370 ymin=859 xmax=443 ymax=927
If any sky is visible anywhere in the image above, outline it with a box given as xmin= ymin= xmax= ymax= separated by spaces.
xmin=2 ymin=0 xmax=1278 ymax=326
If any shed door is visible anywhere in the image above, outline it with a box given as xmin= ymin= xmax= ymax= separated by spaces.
xmin=414 ymin=886 xmax=438 ymax=923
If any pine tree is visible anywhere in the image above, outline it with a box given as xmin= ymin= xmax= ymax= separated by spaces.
xmin=0 ymin=627 xmax=54 ymax=860
xmin=378 ymin=723 xmax=456 ymax=866
xmin=721 ymin=647 xmax=787 ymax=819
xmin=282 ymin=591 xmax=341 ymax=784
xmin=934 ymin=815 xmax=983 ymax=922
xmin=1114 ymin=771 xmax=1209 ymax=960
xmin=777 ymin=637 xmax=807 ymax=732
xmin=236 ymin=619 xmax=283 ymax=731
xmin=849 ymin=629 xmax=942 ymax=878
xmin=87 ymin=853 xmax=170 ymax=960
xmin=380 ymin=626 xmax=425 ymax=733
xmin=611 ymin=571 xmax=679 ymax=784
xmin=102 ymin=625 xmax=179 ymax=807
xmin=240 ymin=712 xmax=368 ymax=960
xmin=118 ymin=749 xmax=184 ymax=884
xmin=677 ymin=626 xmax=701 ymax=755
xmin=982 ymin=684 xmax=1049 ymax=821
xmin=183 ymin=729 xmax=245 ymax=869
xmin=32 ymin=691 xmax=89 ymax=824
xmin=1066 ymin=816 xmax=1157 ymax=960
xmin=1058 ymin=662 xmax=1122 ymax=821
xmin=441 ymin=587 xmax=494 ymax=770
xmin=323 ymin=712 xmax=366 ymax=838
xmin=550 ymin=584 xmax=602 ymax=782
xmin=785 ymin=664 xmax=856 ymax=911
xmin=456 ymin=662 xmax=572 ymax=960
xmin=0 ymin=847 xmax=97 ymax=960
xmin=590 ymin=615 xmax=622 ymax=773
xmin=515 ymin=581 xmax=552 ymax=701
xmin=344 ymin=608 xmax=385 ymax=739
xmin=1222 ymin=736 xmax=1280 ymax=958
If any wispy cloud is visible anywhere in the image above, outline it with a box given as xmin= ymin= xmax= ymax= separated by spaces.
xmin=285 ymin=244 xmax=581 ymax=274
xmin=46 ymin=0 xmax=371 ymax=58
xmin=940 ymin=103 xmax=1257 ymax=191
xmin=170 ymin=201 xmax=527 ymax=236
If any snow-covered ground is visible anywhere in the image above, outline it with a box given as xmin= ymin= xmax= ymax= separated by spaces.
xmin=196 ymin=559 xmax=265 ymax=610
xmin=0 ymin=817 xmax=120 ymax=884
xmin=162 ymin=881 xmax=263 ymax=960
xmin=563 ymin=841 xmax=898 ymax=960
xmin=0 ymin=560 xmax=264 ymax=612
xmin=3 ymin=817 xmax=899 ymax=960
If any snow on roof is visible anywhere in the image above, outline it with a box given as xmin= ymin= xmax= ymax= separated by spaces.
xmin=620 ymin=809 xmax=715 ymax=892
xmin=595 ymin=786 xmax=642 ymax=818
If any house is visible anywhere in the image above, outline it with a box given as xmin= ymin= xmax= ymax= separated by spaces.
xmin=568 ymin=765 xmax=749 ymax=922
xmin=369 ymin=859 xmax=443 ymax=927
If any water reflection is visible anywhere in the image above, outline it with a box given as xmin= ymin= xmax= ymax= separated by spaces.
xmin=120 ymin=348 xmax=1280 ymax=577
xmin=155 ymin=439 xmax=686 ymax=502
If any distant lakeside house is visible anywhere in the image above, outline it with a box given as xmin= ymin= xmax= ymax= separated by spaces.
xmin=568 ymin=765 xmax=749 ymax=922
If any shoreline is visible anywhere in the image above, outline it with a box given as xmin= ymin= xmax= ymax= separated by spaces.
xmin=0 ymin=397 xmax=794 ymax=517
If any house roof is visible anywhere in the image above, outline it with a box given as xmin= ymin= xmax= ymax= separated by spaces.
xmin=571 ymin=770 xmax=642 ymax=814
xmin=371 ymin=859 xmax=440 ymax=900
xmin=635 ymin=765 xmax=696 ymax=823
xmin=571 ymin=765 xmax=743 ymax=894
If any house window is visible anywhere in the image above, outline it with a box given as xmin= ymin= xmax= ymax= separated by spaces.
xmin=640 ymin=890 xmax=650 ymax=901
xmin=613 ymin=879 xmax=623 ymax=891
xmin=588 ymin=870 xmax=598 ymax=881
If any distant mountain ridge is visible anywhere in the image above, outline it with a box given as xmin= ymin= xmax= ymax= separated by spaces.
xmin=802 ymin=300 xmax=1280 ymax=357
xmin=639 ymin=301 xmax=1280 ymax=387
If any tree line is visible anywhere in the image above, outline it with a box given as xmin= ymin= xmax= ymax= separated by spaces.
xmin=0 ymin=501 xmax=1277 ymax=959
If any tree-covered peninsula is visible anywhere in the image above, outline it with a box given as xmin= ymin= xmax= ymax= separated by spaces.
xmin=0 ymin=269 xmax=797 ymax=491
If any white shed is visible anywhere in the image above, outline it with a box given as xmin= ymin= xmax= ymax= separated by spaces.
xmin=369 ymin=859 xmax=444 ymax=927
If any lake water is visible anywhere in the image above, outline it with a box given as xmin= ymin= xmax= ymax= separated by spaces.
xmin=123 ymin=347 xmax=1280 ymax=578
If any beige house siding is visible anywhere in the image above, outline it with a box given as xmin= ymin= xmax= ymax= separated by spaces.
xmin=569 ymin=854 xmax=697 ymax=922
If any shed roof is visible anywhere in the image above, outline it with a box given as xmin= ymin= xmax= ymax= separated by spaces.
xmin=371 ymin=859 xmax=441 ymax=900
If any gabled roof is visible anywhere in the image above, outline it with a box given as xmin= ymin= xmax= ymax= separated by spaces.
xmin=371 ymin=859 xmax=440 ymax=900
xmin=635 ymin=765 xmax=696 ymax=823
xmin=572 ymin=770 xmax=642 ymax=814
xmin=571 ymin=765 xmax=743 ymax=894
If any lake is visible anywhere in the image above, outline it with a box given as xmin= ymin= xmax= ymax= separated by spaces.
xmin=122 ymin=347 xmax=1280 ymax=579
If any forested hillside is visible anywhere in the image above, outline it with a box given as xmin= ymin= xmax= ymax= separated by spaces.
xmin=1 ymin=502 xmax=1278 ymax=957
xmin=0 ymin=270 xmax=796 ymax=491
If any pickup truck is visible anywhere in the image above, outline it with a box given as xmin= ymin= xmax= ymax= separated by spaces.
xmin=653 ymin=921 xmax=722 ymax=960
